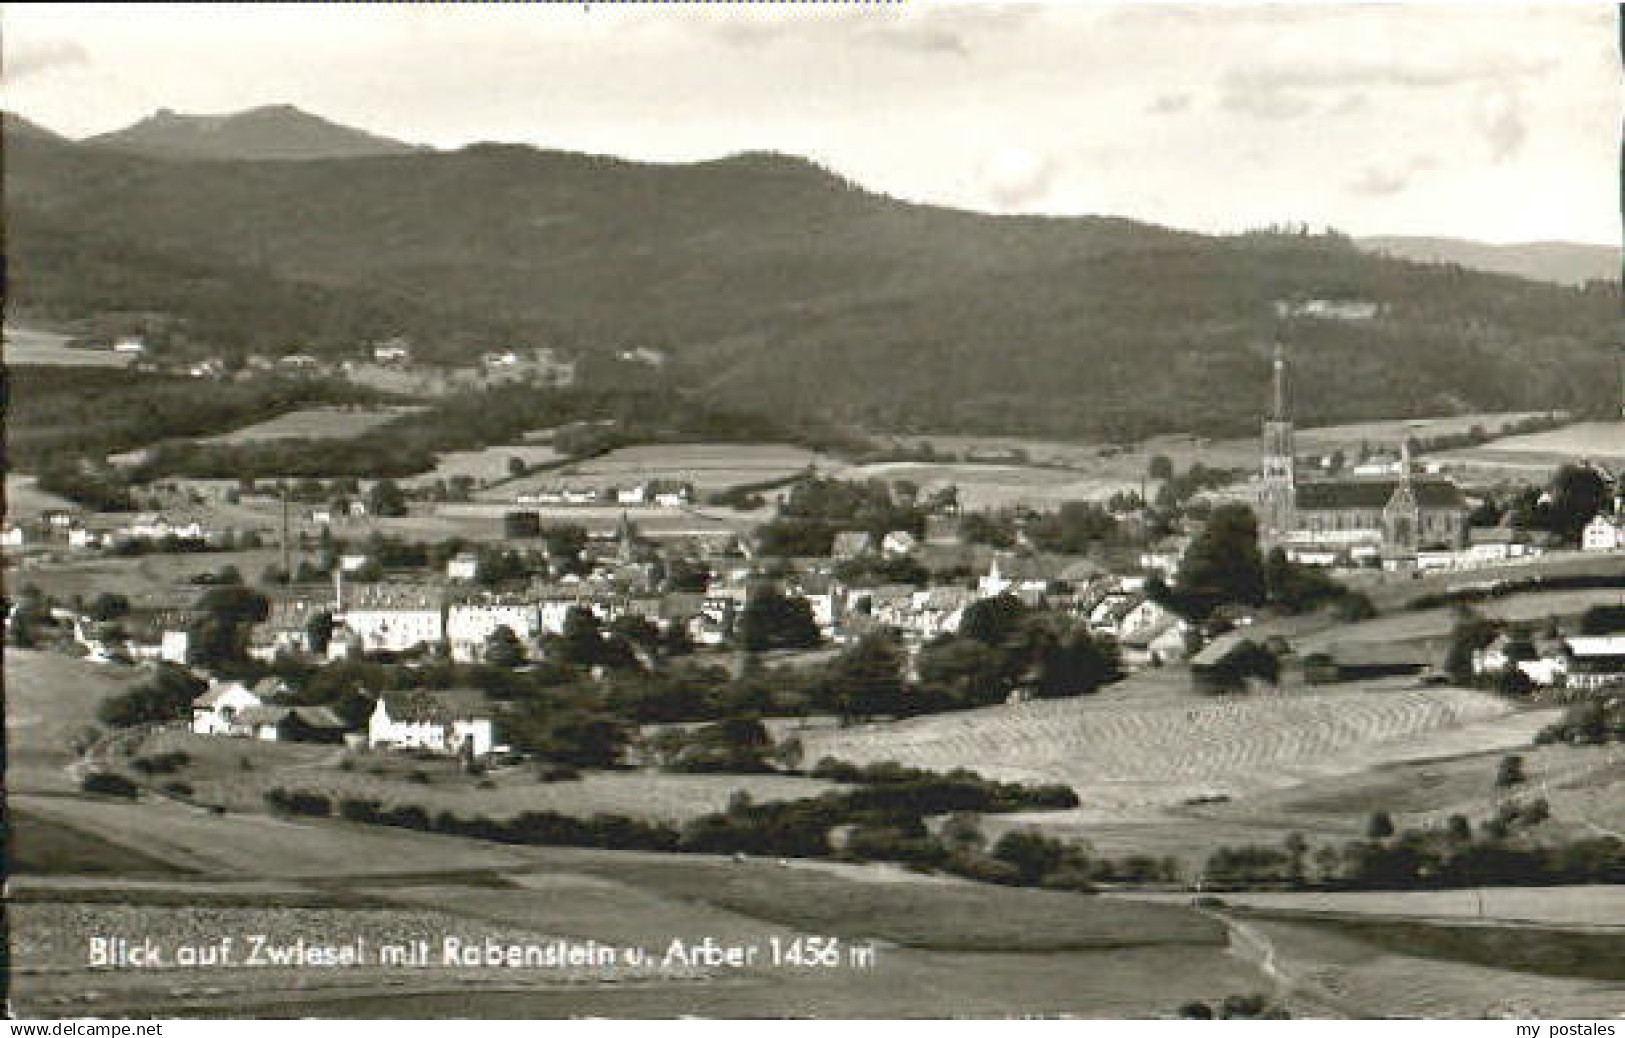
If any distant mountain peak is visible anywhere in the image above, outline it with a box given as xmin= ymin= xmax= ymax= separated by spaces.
xmin=85 ymin=104 xmax=425 ymax=162
xmin=1355 ymin=235 xmax=1621 ymax=287
xmin=2 ymin=111 xmax=67 ymax=144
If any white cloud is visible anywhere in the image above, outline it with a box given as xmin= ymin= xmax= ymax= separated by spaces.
xmin=978 ymin=146 xmax=1058 ymax=211
xmin=3 ymin=38 xmax=88 ymax=83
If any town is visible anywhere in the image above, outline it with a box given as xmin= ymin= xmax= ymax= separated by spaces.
xmin=5 ymin=1 xmax=1624 ymax=1023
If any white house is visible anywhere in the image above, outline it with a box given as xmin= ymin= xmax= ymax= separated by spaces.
xmin=112 ymin=336 xmax=146 ymax=355
xmin=1564 ymin=635 xmax=1625 ymax=691
xmin=616 ymin=484 xmax=649 ymax=506
xmin=616 ymin=346 xmax=667 ymax=367
xmin=160 ymin=629 xmax=192 ymax=664
xmin=1582 ymin=514 xmax=1624 ymax=552
xmin=338 ymin=607 xmax=442 ymax=653
xmin=446 ymin=552 xmax=481 ymax=581
xmin=367 ymin=691 xmax=494 ymax=757
xmin=191 ymin=681 xmax=265 ymax=735
xmin=881 ymin=530 xmax=919 ymax=557
xmin=447 ymin=602 xmax=542 ymax=662
xmin=68 ymin=528 xmax=101 ymax=550
xmin=339 ymin=553 xmax=371 ymax=573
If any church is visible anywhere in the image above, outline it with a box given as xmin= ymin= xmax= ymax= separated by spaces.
xmin=1257 ymin=344 xmax=1469 ymax=566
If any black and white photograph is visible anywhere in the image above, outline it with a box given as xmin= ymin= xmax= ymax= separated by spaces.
xmin=2 ymin=0 xmax=1622 ymax=1022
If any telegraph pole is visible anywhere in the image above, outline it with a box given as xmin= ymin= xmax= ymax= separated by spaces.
xmin=280 ymin=482 xmax=292 ymax=584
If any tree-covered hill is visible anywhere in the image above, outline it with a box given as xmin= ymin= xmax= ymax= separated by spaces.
xmin=5 ymin=126 xmax=1618 ymax=440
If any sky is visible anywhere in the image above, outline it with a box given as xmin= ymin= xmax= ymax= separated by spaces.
xmin=3 ymin=2 xmax=1620 ymax=245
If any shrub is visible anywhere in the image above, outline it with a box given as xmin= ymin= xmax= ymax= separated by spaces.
xmin=81 ymin=771 xmax=139 ymax=798
xmin=132 ymin=751 xmax=191 ymax=775
xmin=536 ymin=763 xmax=582 ymax=783
xmin=339 ymin=797 xmax=383 ymax=823
xmin=943 ymin=855 xmax=1022 ymax=886
xmin=264 ymin=789 xmax=332 ymax=817
xmin=1038 ymin=867 xmax=1097 ymax=893
xmin=162 ymin=780 xmax=195 ymax=796
xmin=1496 ymin=754 xmax=1527 ymax=789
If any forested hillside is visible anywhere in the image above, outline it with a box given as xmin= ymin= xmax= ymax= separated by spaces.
xmin=7 ymin=123 xmax=1618 ymax=440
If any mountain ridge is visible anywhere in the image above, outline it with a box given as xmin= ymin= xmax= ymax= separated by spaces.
xmin=4 ymin=121 xmax=1618 ymax=440
xmin=1356 ymin=236 xmax=1621 ymax=288
xmin=81 ymin=104 xmax=425 ymax=161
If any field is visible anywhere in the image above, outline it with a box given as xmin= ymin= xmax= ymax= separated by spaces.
xmin=884 ymin=412 xmax=1555 ymax=491
xmin=2 ymin=324 xmax=135 ymax=368
xmin=198 ymin=406 xmax=421 ymax=445
xmin=4 ymin=473 xmax=79 ymax=520
xmin=7 ymin=549 xmax=288 ymax=609
xmin=1293 ymin=588 xmax=1625 ymax=654
xmin=1116 ymin=885 xmax=1624 ymax=929
xmin=1435 ymin=421 xmax=1625 ymax=470
xmin=797 ymin=681 xmax=1550 ymax=820
xmin=833 ymin=460 xmax=1140 ymax=512
xmin=134 ymin=728 xmax=833 ymax=822
xmin=429 ymin=502 xmax=750 ymax=539
xmin=492 ymin=443 xmax=835 ymax=500
xmin=1229 ymin=912 xmax=1623 ymax=1018
xmin=5 ymin=649 xmax=155 ymax=792
xmin=6 ymin=793 xmax=1262 ymax=1018
xmin=400 ymin=442 xmax=565 ymax=489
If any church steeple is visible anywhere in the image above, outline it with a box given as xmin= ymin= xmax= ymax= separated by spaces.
xmin=1259 ymin=340 xmax=1297 ymax=548
xmin=1270 ymin=340 xmax=1290 ymax=421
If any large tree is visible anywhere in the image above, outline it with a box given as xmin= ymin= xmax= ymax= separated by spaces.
xmin=1543 ymin=465 xmax=1610 ymax=544
xmin=737 ymin=588 xmax=821 ymax=652
xmin=189 ymin=585 xmax=270 ymax=665
xmin=819 ymin=634 xmax=907 ymax=721
xmin=1174 ymin=503 xmax=1267 ymax=620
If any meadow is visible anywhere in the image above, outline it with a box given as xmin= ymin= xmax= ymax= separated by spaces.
xmin=1116 ymin=885 xmax=1624 ymax=929
xmin=833 ymin=460 xmax=1140 ymax=511
xmin=8 ymin=549 xmax=288 ymax=609
xmin=198 ymin=406 xmax=422 ymax=446
xmin=4 ymin=473 xmax=80 ymax=520
xmin=494 ymin=443 xmax=835 ymax=499
xmin=136 ymin=728 xmax=833 ymax=822
xmin=5 ymin=650 xmax=155 ymax=792
xmin=400 ymin=442 xmax=565 ymax=489
xmin=797 ymin=684 xmax=1541 ymax=819
xmin=1292 ymin=587 xmax=1625 ymax=654
xmin=1435 ymin=421 xmax=1625 ymax=469
xmin=2 ymin=324 xmax=135 ymax=368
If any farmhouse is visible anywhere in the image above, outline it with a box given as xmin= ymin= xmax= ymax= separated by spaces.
xmin=1564 ymin=636 xmax=1625 ymax=691
xmin=1119 ymin=617 xmax=1190 ymax=669
xmin=1258 ymin=343 xmax=1468 ymax=564
xmin=1582 ymin=513 xmax=1624 ymax=552
xmin=1475 ymin=633 xmax=1625 ymax=691
xmin=881 ymin=530 xmax=919 ymax=557
xmin=446 ymin=552 xmax=481 ymax=581
xmin=367 ymin=690 xmax=495 ymax=757
xmin=1139 ymin=535 xmax=1192 ymax=577
xmin=191 ymin=680 xmax=264 ymax=735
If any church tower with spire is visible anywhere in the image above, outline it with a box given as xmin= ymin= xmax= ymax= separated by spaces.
xmin=1259 ymin=341 xmax=1297 ymax=548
